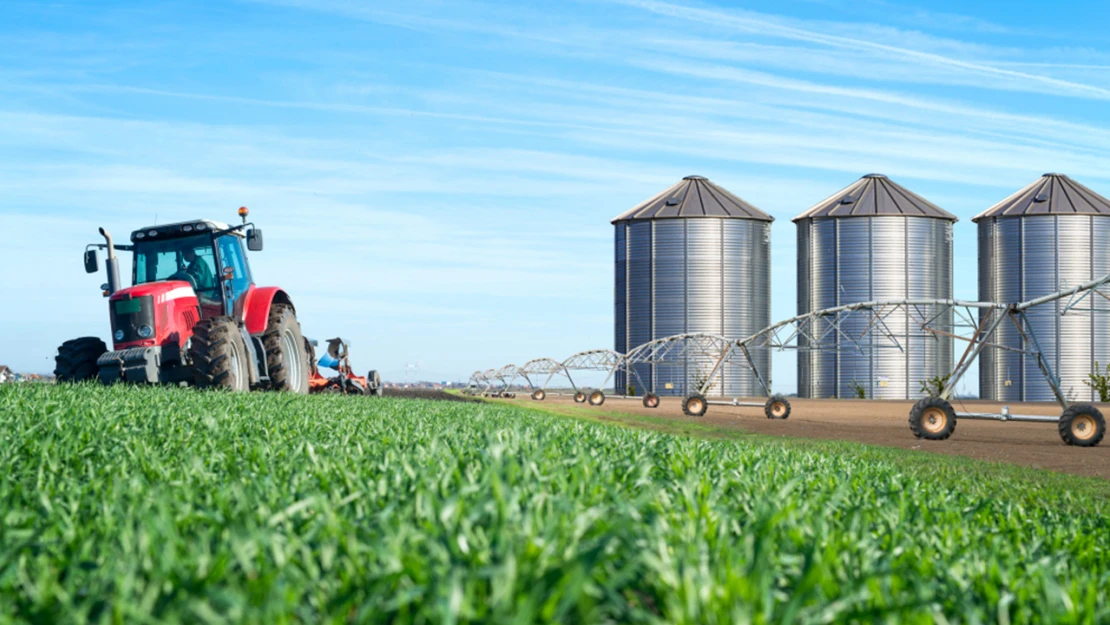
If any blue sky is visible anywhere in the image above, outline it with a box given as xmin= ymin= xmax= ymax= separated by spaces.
xmin=2 ymin=0 xmax=1109 ymax=392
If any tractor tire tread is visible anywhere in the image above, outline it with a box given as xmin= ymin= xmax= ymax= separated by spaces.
xmin=261 ymin=304 xmax=307 ymax=393
xmin=189 ymin=317 xmax=240 ymax=389
xmin=54 ymin=337 xmax=107 ymax=383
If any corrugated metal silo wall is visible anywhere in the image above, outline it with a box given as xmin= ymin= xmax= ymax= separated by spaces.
xmin=797 ymin=217 xmax=953 ymax=399
xmin=615 ymin=218 xmax=770 ymax=396
xmin=978 ymin=216 xmax=1110 ymax=402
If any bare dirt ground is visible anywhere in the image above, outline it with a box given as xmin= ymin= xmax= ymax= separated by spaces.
xmin=384 ymin=388 xmax=479 ymax=402
xmin=501 ymin=393 xmax=1110 ymax=480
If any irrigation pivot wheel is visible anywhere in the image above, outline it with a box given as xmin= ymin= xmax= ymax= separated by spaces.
xmin=642 ymin=393 xmax=660 ymax=409
xmin=682 ymin=393 xmax=708 ymax=417
xmin=1058 ymin=404 xmax=1105 ymax=447
xmin=764 ymin=395 xmax=791 ymax=419
xmin=908 ymin=397 xmax=957 ymax=440
xmin=588 ymin=390 xmax=606 ymax=406
xmin=531 ymin=389 xmax=546 ymax=401
xmin=574 ymin=391 xmax=587 ymax=403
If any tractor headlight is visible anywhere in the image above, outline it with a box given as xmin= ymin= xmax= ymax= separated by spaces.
xmin=114 ymin=329 xmax=125 ymax=341
xmin=137 ymin=325 xmax=154 ymax=338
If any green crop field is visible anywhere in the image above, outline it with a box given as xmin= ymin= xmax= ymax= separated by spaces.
xmin=1 ymin=383 xmax=1108 ymax=624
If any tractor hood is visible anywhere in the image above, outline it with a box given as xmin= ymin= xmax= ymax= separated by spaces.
xmin=108 ymin=281 xmax=199 ymax=350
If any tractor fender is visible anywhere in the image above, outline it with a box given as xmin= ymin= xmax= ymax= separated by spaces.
xmin=241 ymin=286 xmax=295 ymax=335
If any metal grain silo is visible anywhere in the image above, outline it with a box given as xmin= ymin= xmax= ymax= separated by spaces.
xmin=976 ymin=173 xmax=1110 ymax=402
xmin=614 ymin=175 xmax=772 ymax=397
xmin=796 ymin=174 xmax=956 ymax=399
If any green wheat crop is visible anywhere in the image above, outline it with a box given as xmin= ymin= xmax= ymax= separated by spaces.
xmin=1 ymin=383 xmax=1107 ymax=624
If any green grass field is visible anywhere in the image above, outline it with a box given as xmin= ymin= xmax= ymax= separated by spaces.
xmin=1 ymin=383 xmax=1108 ymax=624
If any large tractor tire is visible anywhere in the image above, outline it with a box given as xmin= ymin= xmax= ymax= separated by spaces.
xmin=682 ymin=393 xmax=708 ymax=417
xmin=367 ymin=370 xmax=383 ymax=397
xmin=189 ymin=317 xmax=250 ymax=391
xmin=764 ymin=395 xmax=791 ymax=420
xmin=909 ymin=397 xmax=957 ymax=440
xmin=54 ymin=337 xmax=107 ymax=383
xmin=1058 ymin=404 xmax=1105 ymax=447
xmin=261 ymin=304 xmax=309 ymax=393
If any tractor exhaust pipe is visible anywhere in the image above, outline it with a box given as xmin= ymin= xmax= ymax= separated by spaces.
xmin=99 ymin=227 xmax=122 ymax=295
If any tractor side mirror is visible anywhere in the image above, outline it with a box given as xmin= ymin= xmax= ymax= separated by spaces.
xmin=246 ymin=228 xmax=263 ymax=251
xmin=84 ymin=249 xmax=99 ymax=274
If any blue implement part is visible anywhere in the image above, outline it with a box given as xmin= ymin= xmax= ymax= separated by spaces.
xmin=318 ymin=353 xmax=340 ymax=371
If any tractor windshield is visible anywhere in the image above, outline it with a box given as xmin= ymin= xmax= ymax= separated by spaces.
xmin=133 ymin=235 xmax=219 ymax=297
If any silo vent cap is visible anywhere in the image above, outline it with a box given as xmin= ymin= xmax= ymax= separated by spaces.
xmin=682 ymin=175 xmax=707 ymax=181
xmin=862 ymin=173 xmax=887 ymax=179
xmin=665 ymin=198 xmax=681 ymax=206
xmin=839 ymin=195 xmax=856 ymax=205
xmin=1033 ymin=192 xmax=1049 ymax=203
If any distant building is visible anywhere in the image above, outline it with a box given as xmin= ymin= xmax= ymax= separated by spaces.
xmin=0 ymin=366 xmax=13 ymax=384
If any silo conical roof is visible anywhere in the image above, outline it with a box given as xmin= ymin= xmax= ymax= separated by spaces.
xmin=611 ymin=175 xmax=773 ymax=224
xmin=792 ymin=174 xmax=957 ymax=222
xmin=971 ymin=173 xmax=1110 ymax=222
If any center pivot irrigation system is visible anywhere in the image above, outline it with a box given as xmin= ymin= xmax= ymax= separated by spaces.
xmin=471 ymin=273 xmax=1110 ymax=447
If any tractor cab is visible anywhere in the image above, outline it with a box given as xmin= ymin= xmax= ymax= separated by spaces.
xmin=127 ymin=219 xmax=259 ymax=319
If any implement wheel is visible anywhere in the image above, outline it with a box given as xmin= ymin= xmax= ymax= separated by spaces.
xmin=764 ymin=395 xmax=791 ymax=420
xmin=54 ymin=337 xmax=107 ymax=383
xmin=682 ymin=393 xmax=708 ymax=417
xmin=643 ymin=393 xmax=660 ymax=409
xmin=574 ymin=391 xmax=587 ymax=403
xmin=588 ymin=390 xmax=605 ymax=406
xmin=531 ymin=389 xmax=546 ymax=401
xmin=1058 ymin=404 xmax=1105 ymax=447
xmin=909 ymin=397 xmax=956 ymax=440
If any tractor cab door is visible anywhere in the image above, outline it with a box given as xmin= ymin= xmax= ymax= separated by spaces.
xmin=216 ymin=235 xmax=253 ymax=317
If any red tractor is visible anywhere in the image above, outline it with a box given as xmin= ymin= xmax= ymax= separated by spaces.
xmin=54 ymin=207 xmax=310 ymax=392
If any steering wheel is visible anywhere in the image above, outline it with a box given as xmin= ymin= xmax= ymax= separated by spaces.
xmin=168 ymin=271 xmax=198 ymax=290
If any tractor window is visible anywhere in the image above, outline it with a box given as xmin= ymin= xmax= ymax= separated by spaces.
xmin=133 ymin=235 xmax=218 ymax=297
xmin=217 ymin=235 xmax=252 ymax=309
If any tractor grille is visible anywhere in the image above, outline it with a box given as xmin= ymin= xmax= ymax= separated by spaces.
xmin=111 ymin=295 xmax=155 ymax=344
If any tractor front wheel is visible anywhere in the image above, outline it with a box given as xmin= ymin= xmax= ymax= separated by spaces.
xmin=261 ymin=304 xmax=309 ymax=393
xmin=54 ymin=337 xmax=107 ymax=383
xmin=189 ymin=317 xmax=250 ymax=391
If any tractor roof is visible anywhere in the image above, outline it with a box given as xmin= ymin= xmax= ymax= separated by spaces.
xmin=130 ymin=219 xmax=243 ymax=243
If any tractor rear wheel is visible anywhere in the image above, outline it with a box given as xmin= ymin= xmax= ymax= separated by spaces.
xmin=909 ymin=397 xmax=956 ymax=440
xmin=261 ymin=304 xmax=309 ymax=393
xmin=683 ymin=393 xmax=708 ymax=417
xmin=1058 ymin=404 xmax=1105 ymax=447
xmin=189 ymin=317 xmax=250 ymax=391
xmin=764 ymin=395 xmax=791 ymax=419
xmin=54 ymin=337 xmax=107 ymax=383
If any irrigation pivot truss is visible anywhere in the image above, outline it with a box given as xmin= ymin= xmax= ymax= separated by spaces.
xmin=476 ymin=271 xmax=1110 ymax=446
